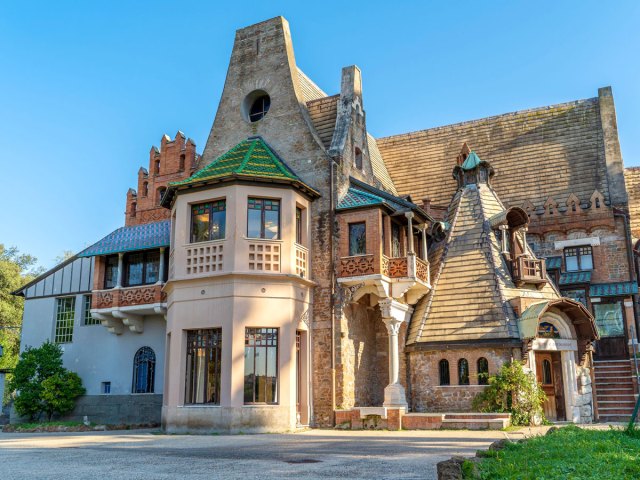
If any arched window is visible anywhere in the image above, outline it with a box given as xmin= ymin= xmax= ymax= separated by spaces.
xmin=142 ymin=181 xmax=149 ymax=197
xmin=477 ymin=357 xmax=489 ymax=385
xmin=439 ymin=359 xmax=450 ymax=386
xmin=132 ymin=347 xmax=156 ymax=393
xmin=155 ymin=159 xmax=161 ymax=175
xmin=157 ymin=187 xmax=166 ymax=205
xmin=130 ymin=202 xmax=137 ymax=217
xmin=179 ymin=154 xmax=185 ymax=171
xmin=354 ymin=147 xmax=363 ymax=170
xmin=458 ymin=358 xmax=470 ymax=385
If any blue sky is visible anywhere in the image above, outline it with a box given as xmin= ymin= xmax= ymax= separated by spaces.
xmin=1 ymin=1 xmax=638 ymax=270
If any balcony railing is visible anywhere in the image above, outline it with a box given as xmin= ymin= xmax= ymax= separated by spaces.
xmin=295 ymin=244 xmax=308 ymax=278
xmin=512 ymin=256 xmax=546 ymax=287
xmin=93 ymin=284 xmax=167 ymax=310
xmin=415 ymin=257 xmax=429 ymax=283
xmin=339 ymin=254 xmax=376 ymax=277
xmin=339 ymin=254 xmax=429 ymax=283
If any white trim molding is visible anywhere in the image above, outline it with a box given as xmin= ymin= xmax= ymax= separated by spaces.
xmin=553 ymin=237 xmax=600 ymax=249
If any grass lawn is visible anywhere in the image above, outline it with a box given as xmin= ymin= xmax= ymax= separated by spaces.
xmin=8 ymin=421 xmax=88 ymax=430
xmin=469 ymin=426 xmax=640 ymax=480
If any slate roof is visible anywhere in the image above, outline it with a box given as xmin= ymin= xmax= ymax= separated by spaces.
xmin=559 ymin=271 xmax=592 ymax=285
xmin=79 ymin=220 xmax=170 ymax=257
xmin=407 ymin=154 xmax=561 ymax=345
xmin=378 ymin=97 xmax=608 ymax=211
xmin=590 ymin=282 xmax=638 ymax=297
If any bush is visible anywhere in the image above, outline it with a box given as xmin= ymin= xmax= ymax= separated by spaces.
xmin=472 ymin=360 xmax=546 ymax=426
xmin=8 ymin=341 xmax=85 ymax=421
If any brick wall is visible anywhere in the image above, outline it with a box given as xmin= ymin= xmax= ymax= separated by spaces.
xmin=408 ymin=348 xmax=512 ymax=412
xmin=624 ymin=167 xmax=640 ymax=239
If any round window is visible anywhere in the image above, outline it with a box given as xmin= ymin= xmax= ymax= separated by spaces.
xmin=243 ymin=90 xmax=271 ymax=123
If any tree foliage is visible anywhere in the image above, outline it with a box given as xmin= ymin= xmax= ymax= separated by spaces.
xmin=472 ymin=360 xmax=547 ymax=426
xmin=0 ymin=244 xmax=43 ymax=374
xmin=8 ymin=342 xmax=85 ymax=421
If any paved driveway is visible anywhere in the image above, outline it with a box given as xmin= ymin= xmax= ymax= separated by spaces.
xmin=0 ymin=428 xmax=515 ymax=479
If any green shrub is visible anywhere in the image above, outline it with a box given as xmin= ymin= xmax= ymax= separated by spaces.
xmin=8 ymin=341 xmax=84 ymax=421
xmin=472 ymin=360 xmax=546 ymax=426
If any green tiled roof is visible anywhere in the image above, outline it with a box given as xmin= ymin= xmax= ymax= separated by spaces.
xmin=338 ymin=188 xmax=388 ymax=210
xmin=171 ymin=137 xmax=303 ymax=187
xmin=546 ymin=256 xmax=562 ymax=270
xmin=460 ymin=151 xmax=482 ymax=170
xmin=559 ymin=271 xmax=592 ymax=285
xmin=590 ymin=282 xmax=638 ymax=297
xmin=78 ymin=220 xmax=170 ymax=257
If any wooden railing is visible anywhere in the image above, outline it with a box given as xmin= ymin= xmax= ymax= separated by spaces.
xmin=415 ymin=257 xmax=429 ymax=283
xmin=339 ymin=254 xmax=376 ymax=277
xmin=512 ymin=256 xmax=546 ymax=287
xmin=93 ymin=284 xmax=166 ymax=310
xmin=339 ymin=254 xmax=429 ymax=283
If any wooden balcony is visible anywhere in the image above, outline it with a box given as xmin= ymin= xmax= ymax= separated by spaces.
xmin=512 ymin=256 xmax=547 ymax=288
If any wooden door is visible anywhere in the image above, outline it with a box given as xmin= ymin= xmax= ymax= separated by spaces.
xmin=536 ymin=353 xmax=558 ymax=421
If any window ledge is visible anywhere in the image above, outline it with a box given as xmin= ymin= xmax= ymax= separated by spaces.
xmin=243 ymin=237 xmax=283 ymax=243
xmin=183 ymin=238 xmax=226 ymax=248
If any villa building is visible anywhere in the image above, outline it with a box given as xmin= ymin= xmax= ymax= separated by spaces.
xmin=12 ymin=16 xmax=639 ymax=431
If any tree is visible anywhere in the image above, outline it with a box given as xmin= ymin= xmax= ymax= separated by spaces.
xmin=0 ymin=244 xmax=43 ymax=373
xmin=8 ymin=341 xmax=84 ymax=421
xmin=472 ymin=360 xmax=547 ymax=426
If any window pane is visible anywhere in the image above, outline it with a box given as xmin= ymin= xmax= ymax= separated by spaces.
xmin=145 ymin=251 xmax=160 ymax=284
xmin=248 ymin=209 xmax=262 ymax=238
xmin=191 ymin=204 xmax=210 ymax=243
xmin=185 ymin=329 xmax=222 ymax=405
xmin=349 ymin=223 xmax=366 ymax=256
xmin=264 ymin=210 xmax=279 ymax=239
xmin=244 ymin=328 xmax=278 ymax=404
xmin=593 ymin=302 xmax=625 ymax=337
xmin=580 ymin=252 xmax=593 ymax=270
xmin=126 ymin=253 xmax=144 ymax=286
xmin=296 ymin=207 xmax=302 ymax=244
xmin=55 ymin=297 xmax=75 ymax=344
xmin=542 ymin=360 xmax=553 ymax=385
xmin=477 ymin=358 xmax=489 ymax=385
xmin=105 ymin=255 xmax=119 ymax=289
xmin=439 ymin=359 xmax=450 ymax=386
xmin=458 ymin=359 xmax=469 ymax=385
xmin=391 ymin=224 xmax=401 ymax=258
xmin=211 ymin=210 xmax=226 ymax=240
xmin=565 ymin=255 xmax=579 ymax=272
xmin=561 ymin=289 xmax=587 ymax=306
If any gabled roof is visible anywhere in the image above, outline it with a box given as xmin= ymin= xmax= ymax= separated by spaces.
xmin=337 ymin=177 xmax=432 ymax=222
xmin=460 ymin=151 xmax=482 ymax=171
xmin=164 ymin=137 xmax=319 ymax=205
xmin=78 ymin=220 xmax=170 ymax=257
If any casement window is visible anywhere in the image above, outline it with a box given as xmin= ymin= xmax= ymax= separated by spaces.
xmin=185 ymin=329 xmax=222 ymax=405
xmin=348 ymin=222 xmax=366 ymax=256
xmin=104 ymin=255 xmax=119 ymax=289
xmin=247 ymin=198 xmax=280 ymax=240
xmin=296 ymin=207 xmax=303 ymax=245
xmin=244 ymin=328 xmax=278 ymax=404
xmin=125 ymin=251 xmax=160 ymax=286
xmin=191 ymin=200 xmax=226 ymax=243
xmin=458 ymin=358 xmax=470 ymax=385
xmin=477 ymin=357 xmax=489 ymax=385
xmin=83 ymin=295 xmax=99 ymax=325
xmin=132 ymin=347 xmax=156 ymax=394
xmin=564 ymin=246 xmax=593 ymax=272
xmin=593 ymin=301 xmax=625 ymax=337
xmin=439 ymin=359 xmax=450 ymax=386
xmin=54 ymin=297 xmax=76 ymax=344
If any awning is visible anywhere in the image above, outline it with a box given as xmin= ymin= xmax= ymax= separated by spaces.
xmin=559 ymin=271 xmax=592 ymax=285
xmin=517 ymin=298 xmax=598 ymax=341
xmin=545 ymin=256 xmax=562 ymax=270
xmin=78 ymin=220 xmax=170 ymax=257
xmin=590 ymin=281 xmax=638 ymax=297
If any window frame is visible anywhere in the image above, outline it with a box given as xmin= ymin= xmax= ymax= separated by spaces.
xmin=244 ymin=327 xmax=279 ymax=405
xmin=348 ymin=222 xmax=367 ymax=256
xmin=184 ymin=329 xmax=223 ymax=405
xmin=248 ymin=95 xmax=271 ymax=123
xmin=82 ymin=295 xmax=99 ymax=326
xmin=295 ymin=206 xmax=303 ymax=245
xmin=132 ymin=346 xmax=156 ymax=394
xmin=124 ymin=250 xmax=160 ymax=287
xmin=458 ymin=358 xmax=470 ymax=386
xmin=477 ymin=357 xmax=489 ymax=385
xmin=104 ymin=255 xmax=119 ymax=289
xmin=564 ymin=246 xmax=593 ymax=272
xmin=190 ymin=200 xmax=227 ymax=244
xmin=247 ymin=197 xmax=281 ymax=240
xmin=439 ymin=359 xmax=450 ymax=386
xmin=54 ymin=296 xmax=76 ymax=344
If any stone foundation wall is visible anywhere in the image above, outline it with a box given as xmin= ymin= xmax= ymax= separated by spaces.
xmin=10 ymin=394 xmax=162 ymax=425
xmin=576 ymin=365 xmax=594 ymax=423
xmin=408 ymin=348 xmax=512 ymax=412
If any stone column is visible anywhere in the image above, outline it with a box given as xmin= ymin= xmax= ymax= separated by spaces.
xmin=116 ymin=252 xmax=124 ymax=288
xmin=405 ymin=212 xmax=414 ymax=254
xmin=157 ymin=247 xmax=166 ymax=284
xmin=420 ymin=224 xmax=428 ymax=261
xmin=499 ymin=225 xmax=509 ymax=255
xmin=379 ymin=298 xmax=413 ymax=410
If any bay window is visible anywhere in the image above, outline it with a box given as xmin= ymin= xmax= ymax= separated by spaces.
xmin=348 ymin=222 xmax=366 ymax=256
xmin=125 ymin=251 xmax=160 ymax=286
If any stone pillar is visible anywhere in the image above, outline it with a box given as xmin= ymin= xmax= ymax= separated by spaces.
xmin=499 ymin=225 xmax=509 ymax=255
xmin=379 ymin=298 xmax=413 ymax=410
xmin=405 ymin=212 xmax=414 ymax=254
xmin=521 ymin=226 xmax=528 ymax=253
xmin=157 ymin=247 xmax=166 ymax=284
xmin=116 ymin=252 xmax=124 ymax=288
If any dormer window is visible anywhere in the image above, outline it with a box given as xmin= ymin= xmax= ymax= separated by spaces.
xmin=348 ymin=222 xmax=366 ymax=256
